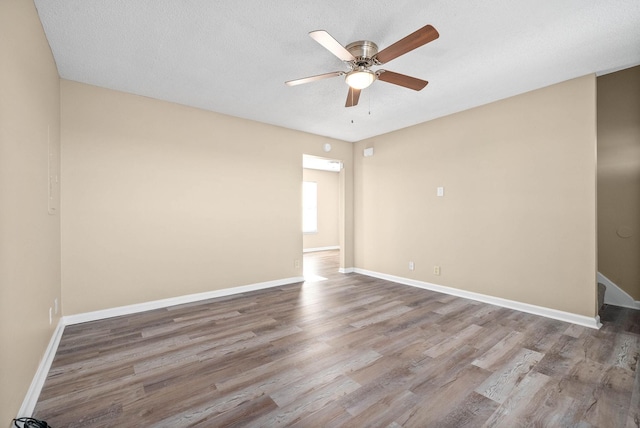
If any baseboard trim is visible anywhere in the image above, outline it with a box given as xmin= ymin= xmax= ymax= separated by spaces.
xmin=303 ymin=246 xmax=340 ymax=253
xmin=18 ymin=318 xmax=65 ymax=418
xmin=339 ymin=267 xmax=355 ymax=274
xmin=598 ymin=272 xmax=640 ymax=310
xmin=353 ymin=268 xmax=602 ymax=329
xmin=63 ymin=276 xmax=305 ymax=326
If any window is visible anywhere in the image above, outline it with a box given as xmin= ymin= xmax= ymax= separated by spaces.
xmin=302 ymin=181 xmax=317 ymax=233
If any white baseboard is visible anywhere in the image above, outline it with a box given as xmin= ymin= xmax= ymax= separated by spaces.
xmin=339 ymin=267 xmax=355 ymax=274
xmin=18 ymin=318 xmax=65 ymax=418
xmin=64 ymin=276 xmax=305 ymax=326
xmin=303 ymin=246 xmax=340 ymax=253
xmin=598 ymin=272 xmax=640 ymax=310
xmin=353 ymin=268 xmax=602 ymax=329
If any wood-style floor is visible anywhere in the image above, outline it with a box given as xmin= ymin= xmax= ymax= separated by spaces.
xmin=35 ymin=251 xmax=640 ymax=427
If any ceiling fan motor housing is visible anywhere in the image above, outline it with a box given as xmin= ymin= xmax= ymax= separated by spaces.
xmin=346 ymin=40 xmax=378 ymax=68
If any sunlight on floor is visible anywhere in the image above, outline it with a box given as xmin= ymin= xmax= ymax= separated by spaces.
xmin=303 ymin=253 xmax=329 ymax=282
xmin=303 ymin=273 xmax=328 ymax=282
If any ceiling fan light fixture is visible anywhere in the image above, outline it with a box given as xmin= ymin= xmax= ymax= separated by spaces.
xmin=345 ymin=69 xmax=376 ymax=90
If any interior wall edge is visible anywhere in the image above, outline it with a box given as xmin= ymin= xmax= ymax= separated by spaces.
xmin=354 ymin=268 xmax=602 ymax=330
xmin=62 ymin=276 xmax=304 ymax=323
xmin=598 ymin=272 xmax=640 ymax=310
xmin=15 ymin=318 xmax=65 ymax=419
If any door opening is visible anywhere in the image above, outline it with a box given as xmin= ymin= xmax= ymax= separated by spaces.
xmin=302 ymin=154 xmax=343 ymax=279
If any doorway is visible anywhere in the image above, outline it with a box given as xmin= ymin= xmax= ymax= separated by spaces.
xmin=302 ymin=154 xmax=343 ymax=279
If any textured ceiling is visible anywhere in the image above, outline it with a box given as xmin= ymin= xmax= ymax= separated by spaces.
xmin=34 ymin=0 xmax=640 ymax=142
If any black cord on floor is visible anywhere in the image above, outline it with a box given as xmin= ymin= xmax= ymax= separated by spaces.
xmin=12 ymin=417 xmax=51 ymax=428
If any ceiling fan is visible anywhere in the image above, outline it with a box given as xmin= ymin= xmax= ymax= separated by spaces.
xmin=285 ymin=24 xmax=439 ymax=107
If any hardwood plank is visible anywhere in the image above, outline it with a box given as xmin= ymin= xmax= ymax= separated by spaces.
xmin=424 ymin=323 xmax=484 ymax=358
xmin=480 ymin=370 xmax=551 ymax=427
xmin=411 ymin=344 xmax=480 ymax=393
xmin=340 ymin=360 xmax=422 ymax=418
xmin=289 ymin=401 xmax=354 ymax=427
xmin=533 ymin=333 xmax=585 ymax=378
xmin=612 ymin=332 xmax=640 ymax=371
xmin=248 ymin=376 xmax=361 ymax=426
xmin=195 ymin=394 xmax=278 ymax=427
xmin=349 ymin=302 xmax=413 ymax=328
xmin=269 ymin=349 xmax=380 ymax=408
xmin=438 ymin=391 xmax=499 ymax=428
xmin=339 ymin=389 xmax=421 ymax=427
xmin=399 ymin=365 xmax=491 ymax=427
xmin=475 ymin=348 xmax=544 ymax=404
xmin=583 ymin=366 xmax=636 ymax=427
xmin=563 ymin=323 xmax=587 ymax=339
xmin=627 ymin=352 xmax=640 ymax=428
xmin=214 ymin=341 xmax=333 ymax=393
xmin=472 ymin=330 xmax=524 ymax=370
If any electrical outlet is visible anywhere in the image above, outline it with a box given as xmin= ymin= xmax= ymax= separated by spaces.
xmin=49 ymin=307 xmax=53 ymax=325
xmin=408 ymin=261 xmax=415 ymax=271
xmin=54 ymin=298 xmax=59 ymax=315
xmin=434 ymin=265 xmax=441 ymax=276
xmin=294 ymin=259 xmax=300 ymax=269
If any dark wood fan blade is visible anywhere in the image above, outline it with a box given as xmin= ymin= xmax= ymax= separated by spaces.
xmin=309 ymin=30 xmax=356 ymax=62
xmin=285 ymin=71 xmax=343 ymax=86
xmin=377 ymin=70 xmax=428 ymax=91
xmin=374 ymin=24 xmax=439 ymax=64
xmin=345 ymin=87 xmax=361 ymax=107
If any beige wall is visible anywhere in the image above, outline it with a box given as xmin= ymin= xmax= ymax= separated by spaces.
xmin=354 ymin=75 xmax=598 ymax=317
xmin=597 ymin=66 xmax=640 ymax=300
xmin=303 ymin=168 xmax=340 ymax=250
xmin=0 ymin=0 xmax=61 ymax=423
xmin=60 ymin=80 xmax=353 ymax=315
